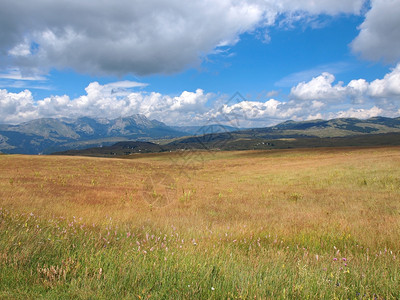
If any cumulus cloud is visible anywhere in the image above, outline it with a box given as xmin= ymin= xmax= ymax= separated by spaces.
xmin=368 ymin=64 xmax=400 ymax=97
xmin=333 ymin=106 xmax=383 ymax=119
xmin=0 ymin=81 xmax=213 ymax=125
xmin=290 ymin=63 xmax=400 ymax=104
xmin=211 ymin=99 xmax=282 ymax=126
xmin=0 ymin=82 xmax=280 ymax=126
xmin=287 ymin=63 xmax=400 ymax=120
xmin=290 ymin=72 xmax=347 ymax=101
xmin=352 ymin=0 xmax=400 ymax=63
xmin=0 ymin=89 xmax=38 ymax=124
xmin=2 ymin=64 xmax=400 ymax=127
xmin=0 ymin=0 xmax=365 ymax=76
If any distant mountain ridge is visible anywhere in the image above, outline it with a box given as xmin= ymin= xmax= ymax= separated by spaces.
xmin=169 ymin=116 xmax=400 ymax=147
xmin=1 ymin=115 xmax=400 ymax=154
xmin=0 ymin=115 xmax=186 ymax=154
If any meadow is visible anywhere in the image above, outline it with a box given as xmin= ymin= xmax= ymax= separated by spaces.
xmin=1 ymin=146 xmax=400 ymax=299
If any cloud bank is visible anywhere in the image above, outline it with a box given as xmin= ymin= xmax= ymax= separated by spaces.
xmin=1 ymin=65 xmax=400 ymax=126
xmin=0 ymin=0 xmax=373 ymax=76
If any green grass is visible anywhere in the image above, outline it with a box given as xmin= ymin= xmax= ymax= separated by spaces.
xmin=1 ymin=208 xmax=399 ymax=299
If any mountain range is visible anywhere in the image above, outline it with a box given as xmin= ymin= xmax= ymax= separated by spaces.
xmin=0 ymin=115 xmax=186 ymax=154
xmin=1 ymin=115 xmax=400 ymax=155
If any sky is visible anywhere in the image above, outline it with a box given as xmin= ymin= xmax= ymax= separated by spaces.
xmin=1 ymin=0 xmax=400 ymax=127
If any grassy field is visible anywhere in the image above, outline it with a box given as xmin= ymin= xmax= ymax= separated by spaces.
xmin=1 ymin=146 xmax=400 ymax=298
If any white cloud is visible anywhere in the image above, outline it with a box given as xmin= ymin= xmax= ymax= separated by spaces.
xmin=285 ymin=63 xmax=400 ymax=121
xmin=368 ymin=64 xmax=400 ymax=98
xmin=0 ymin=89 xmax=39 ymax=124
xmin=351 ymin=0 xmax=400 ymax=63
xmin=0 ymin=81 xmax=214 ymax=125
xmin=333 ymin=106 xmax=383 ymax=119
xmin=290 ymin=72 xmax=347 ymax=101
xmin=347 ymin=79 xmax=369 ymax=104
xmin=224 ymin=99 xmax=280 ymax=117
xmin=0 ymin=0 xmax=365 ymax=76
xmin=1 ymin=81 xmax=290 ymax=126
xmin=290 ymin=64 xmax=400 ymax=104
xmin=2 ymin=64 xmax=400 ymax=127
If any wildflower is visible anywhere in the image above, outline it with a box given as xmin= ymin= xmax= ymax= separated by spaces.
xmin=342 ymin=258 xmax=347 ymax=261
xmin=333 ymin=258 xmax=338 ymax=261
xmin=211 ymin=287 xmax=215 ymax=291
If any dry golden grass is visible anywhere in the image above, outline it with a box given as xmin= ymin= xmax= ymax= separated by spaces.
xmin=1 ymin=146 xmax=400 ymax=298
xmin=1 ymin=146 xmax=400 ymax=248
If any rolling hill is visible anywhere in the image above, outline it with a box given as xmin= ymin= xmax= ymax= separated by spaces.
xmin=168 ymin=116 xmax=400 ymax=148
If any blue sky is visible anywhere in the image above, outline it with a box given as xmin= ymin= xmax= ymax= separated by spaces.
xmin=1 ymin=0 xmax=400 ymax=127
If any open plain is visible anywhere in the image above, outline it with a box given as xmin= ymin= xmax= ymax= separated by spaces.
xmin=1 ymin=147 xmax=400 ymax=298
